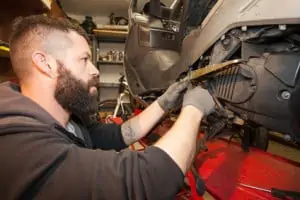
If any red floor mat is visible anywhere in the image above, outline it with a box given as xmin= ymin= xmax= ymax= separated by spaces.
xmin=193 ymin=139 xmax=300 ymax=200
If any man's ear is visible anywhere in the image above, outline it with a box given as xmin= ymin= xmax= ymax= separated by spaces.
xmin=32 ymin=51 xmax=57 ymax=78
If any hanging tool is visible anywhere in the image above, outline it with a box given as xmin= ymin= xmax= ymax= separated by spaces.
xmin=239 ymin=183 xmax=300 ymax=200
xmin=182 ymin=59 xmax=244 ymax=82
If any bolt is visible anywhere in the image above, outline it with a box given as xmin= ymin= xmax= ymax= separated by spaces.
xmin=283 ymin=134 xmax=292 ymax=142
xmin=281 ymin=90 xmax=291 ymax=100
xmin=241 ymin=26 xmax=247 ymax=32
xmin=222 ymin=38 xmax=231 ymax=46
xmin=279 ymin=24 xmax=287 ymax=31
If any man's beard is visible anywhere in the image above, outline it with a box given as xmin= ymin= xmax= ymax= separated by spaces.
xmin=54 ymin=61 xmax=99 ymax=124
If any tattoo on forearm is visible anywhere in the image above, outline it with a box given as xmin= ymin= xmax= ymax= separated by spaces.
xmin=121 ymin=121 xmax=137 ymax=145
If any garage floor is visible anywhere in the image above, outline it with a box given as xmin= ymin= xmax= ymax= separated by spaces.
xmin=132 ymin=137 xmax=300 ymax=200
xmin=268 ymin=140 xmax=300 ymax=163
xmin=202 ymin=140 xmax=300 ymax=200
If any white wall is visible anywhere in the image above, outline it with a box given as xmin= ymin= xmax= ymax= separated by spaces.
xmin=98 ymin=42 xmax=125 ymax=102
xmin=68 ymin=13 xmax=111 ymax=26
xmin=60 ymin=0 xmax=129 ymax=18
xmin=60 ymin=0 xmax=176 ymax=18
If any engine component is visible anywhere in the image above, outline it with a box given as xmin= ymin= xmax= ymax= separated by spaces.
xmin=208 ymin=53 xmax=300 ymax=141
xmin=209 ymin=62 xmax=256 ymax=104
xmin=182 ymin=59 xmax=243 ymax=82
xmin=210 ymin=31 xmax=242 ymax=64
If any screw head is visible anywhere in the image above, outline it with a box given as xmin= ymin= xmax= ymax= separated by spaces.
xmin=278 ymin=24 xmax=287 ymax=31
xmin=283 ymin=134 xmax=292 ymax=142
xmin=281 ymin=90 xmax=291 ymax=100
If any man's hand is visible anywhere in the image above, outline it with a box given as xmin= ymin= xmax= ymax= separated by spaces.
xmin=157 ymin=80 xmax=189 ymax=112
xmin=154 ymin=85 xmax=215 ymax=174
xmin=182 ymin=86 xmax=215 ymax=116
xmin=120 ymin=81 xmax=189 ymax=145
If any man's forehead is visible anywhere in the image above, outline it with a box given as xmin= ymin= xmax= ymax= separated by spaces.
xmin=68 ymin=31 xmax=89 ymax=47
xmin=43 ymin=31 xmax=73 ymax=53
xmin=44 ymin=30 xmax=90 ymax=57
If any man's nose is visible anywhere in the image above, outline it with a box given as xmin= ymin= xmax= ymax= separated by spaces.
xmin=89 ymin=61 xmax=100 ymax=77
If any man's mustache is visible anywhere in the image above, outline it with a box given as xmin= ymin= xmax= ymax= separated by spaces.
xmin=88 ymin=76 xmax=100 ymax=88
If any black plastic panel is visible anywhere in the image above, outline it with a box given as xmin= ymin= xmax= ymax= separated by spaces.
xmin=265 ymin=53 xmax=300 ymax=87
xmin=210 ymin=64 xmax=256 ymax=104
xmin=212 ymin=54 xmax=300 ymax=140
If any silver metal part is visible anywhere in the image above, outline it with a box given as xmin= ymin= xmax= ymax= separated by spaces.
xmin=281 ymin=90 xmax=291 ymax=100
xmin=241 ymin=26 xmax=247 ymax=32
xmin=279 ymin=24 xmax=287 ymax=30
xmin=170 ymin=0 xmax=180 ymax=9
xmin=283 ymin=134 xmax=292 ymax=142
xmin=239 ymin=183 xmax=271 ymax=193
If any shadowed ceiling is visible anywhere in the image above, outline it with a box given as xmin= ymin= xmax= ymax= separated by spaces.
xmin=59 ymin=0 xmax=174 ymax=17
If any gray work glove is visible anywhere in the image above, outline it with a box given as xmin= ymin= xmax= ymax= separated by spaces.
xmin=182 ymin=86 xmax=215 ymax=116
xmin=157 ymin=80 xmax=189 ymax=112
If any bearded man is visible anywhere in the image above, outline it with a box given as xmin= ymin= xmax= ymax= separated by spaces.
xmin=0 ymin=15 xmax=215 ymax=200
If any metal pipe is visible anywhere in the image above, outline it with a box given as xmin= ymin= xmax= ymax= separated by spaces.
xmin=93 ymin=29 xmax=128 ymax=39
xmin=170 ymin=0 xmax=181 ymax=9
xmin=239 ymin=184 xmax=271 ymax=193
xmin=170 ymin=0 xmax=182 ymax=20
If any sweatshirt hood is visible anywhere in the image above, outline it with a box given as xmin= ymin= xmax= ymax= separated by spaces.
xmin=0 ymin=82 xmax=59 ymax=134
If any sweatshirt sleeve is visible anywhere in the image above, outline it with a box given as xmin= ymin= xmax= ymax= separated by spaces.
xmin=92 ymin=146 xmax=185 ymax=200
xmin=39 ymin=145 xmax=185 ymax=200
xmin=88 ymin=123 xmax=128 ymax=151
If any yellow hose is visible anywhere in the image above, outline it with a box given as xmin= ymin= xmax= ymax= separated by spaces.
xmin=0 ymin=46 xmax=10 ymax=58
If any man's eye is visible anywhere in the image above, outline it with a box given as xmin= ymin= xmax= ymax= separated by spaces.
xmin=83 ymin=58 xmax=88 ymax=62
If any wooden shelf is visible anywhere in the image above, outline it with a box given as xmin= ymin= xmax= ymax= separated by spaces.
xmin=98 ymin=60 xmax=123 ymax=65
xmin=100 ymin=82 xmax=120 ymax=88
xmin=98 ymin=38 xmax=126 ymax=43
xmin=0 ymin=46 xmax=10 ymax=58
xmin=96 ymin=25 xmax=128 ymax=31
xmin=93 ymin=29 xmax=128 ymax=40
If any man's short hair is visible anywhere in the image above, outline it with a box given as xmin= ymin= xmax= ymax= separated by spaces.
xmin=9 ymin=15 xmax=90 ymax=81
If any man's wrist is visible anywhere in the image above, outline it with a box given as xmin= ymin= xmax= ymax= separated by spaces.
xmin=181 ymin=105 xmax=204 ymax=120
xmin=156 ymin=99 xmax=168 ymax=112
